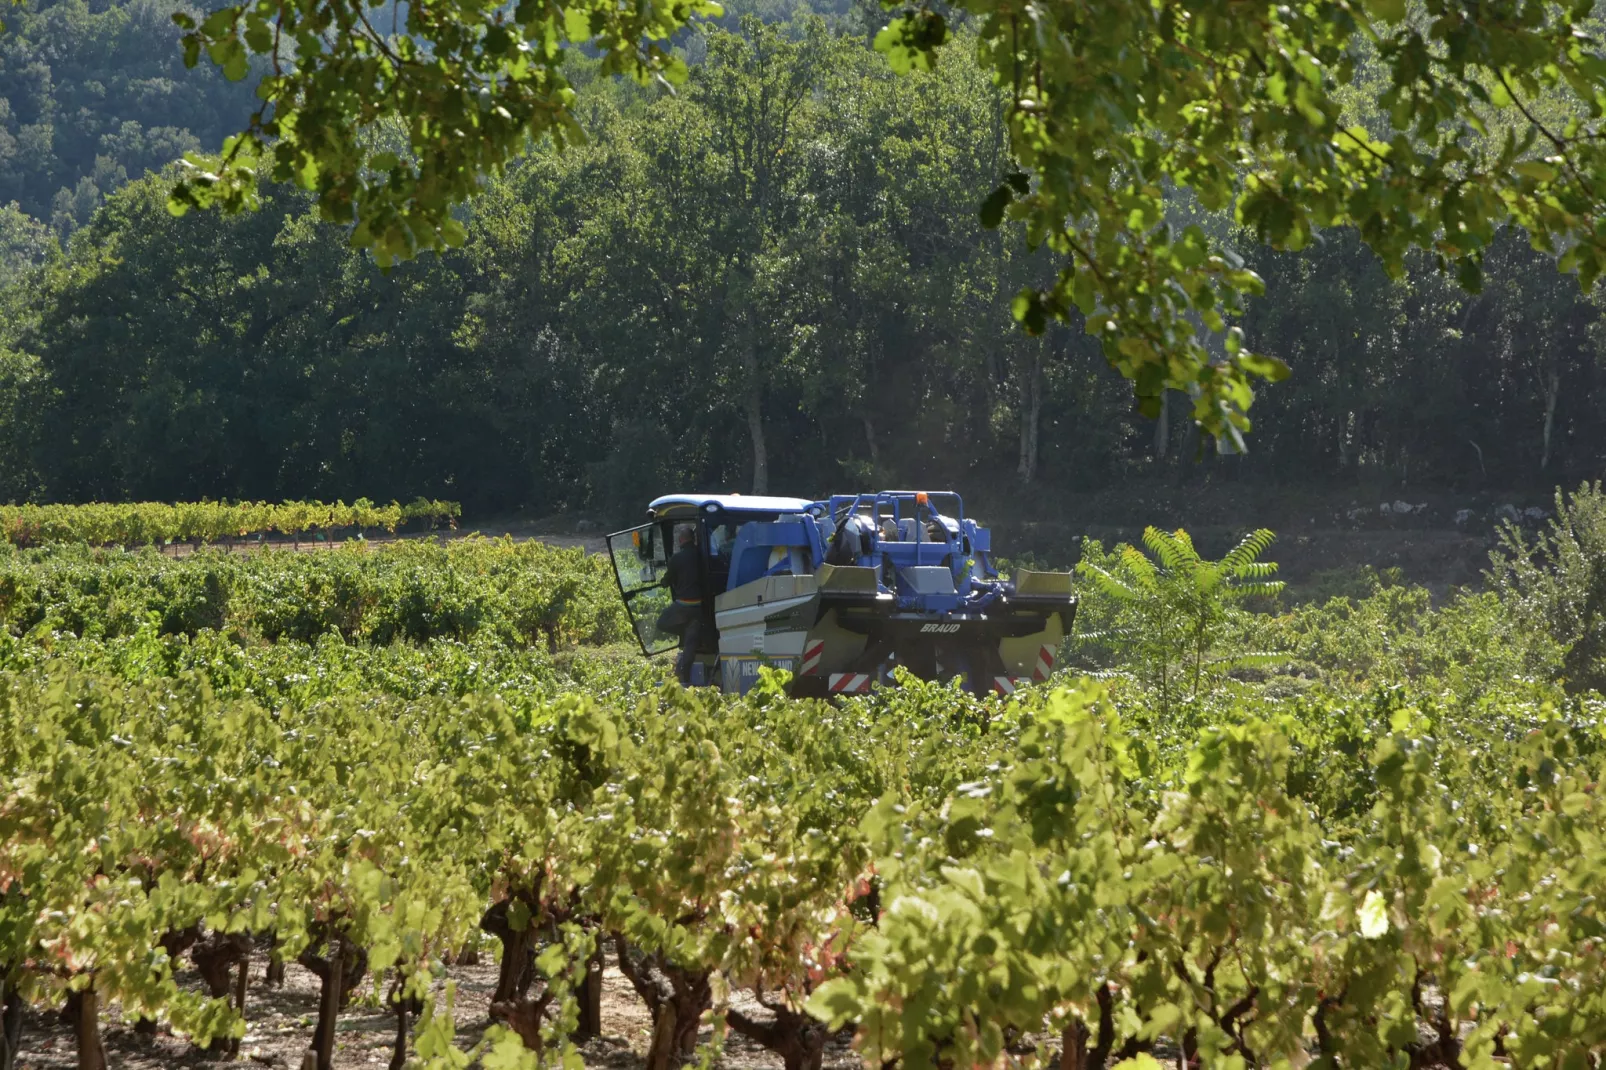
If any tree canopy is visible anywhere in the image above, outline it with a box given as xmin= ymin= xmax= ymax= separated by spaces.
xmin=0 ymin=14 xmax=1601 ymax=519
xmin=161 ymin=0 xmax=1606 ymax=442
xmin=0 ymin=0 xmax=258 ymax=231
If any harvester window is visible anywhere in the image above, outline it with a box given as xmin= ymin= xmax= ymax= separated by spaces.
xmin=604 ymin=522 xmax=679 ymax=657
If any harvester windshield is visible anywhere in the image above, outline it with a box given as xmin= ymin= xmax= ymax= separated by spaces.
xmin=605 ymin=522 xmax=678 ymax=655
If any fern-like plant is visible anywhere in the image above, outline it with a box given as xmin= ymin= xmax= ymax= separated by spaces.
xmin=1076 ymin=527 xmax=1285 ymax=714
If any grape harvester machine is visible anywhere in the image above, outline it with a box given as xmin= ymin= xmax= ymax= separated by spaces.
xmin=605 ymin=491 xmax=1076 ymax=696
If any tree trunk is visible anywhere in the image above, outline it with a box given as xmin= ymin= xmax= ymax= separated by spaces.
xmin=236 ymin=952 xmax=251 ymax=1012
xmin=861 ymin=413 xmax=880 ymax=473
xmin=745 ymin=393 xmax=768 ymax=496
xmin=388 ymin=981 xmax=423 ymax=1070
xmin=1177 ymin=414 xmax=1202 ymax=482
xmin=646 ymin=1001 xmax=680 ymax=1070
xmin=1058 ymin=1018 xmax=1090 ymax=1070
xmin=489 ymin=992 xmax=553 ymax=1054
xmin=265 ymin=931 xmax=286 ymax=986
xmin=2 ymin=976 xmax=23 ymax=1070
xmin=193 ymin=931 xmax=252 ymax=998
xmin=1017 ymin=348 xmax=1042 ymax=484
xmin=299 ymin=939 xmax=367 ymax=1014
xmin=1153 ymin=390 xmax=1170 ymax=460
xmin=231 ymin=950 xmax=251 ymax=1055
xmin=390 ymin=999 xmax=411 ymax=1070
xmin=192 ymin=931 xmax=253 ymax=1053
xmin=67 ymin=985 xmax=107 ymax=1070
xmin=1055 ymin=985 xmax=1140 ymax=1070
xmin=735 ymin=327 xmax=767 ymax=494
xmin=1541 ymin=368 xmax=1560 ymax=470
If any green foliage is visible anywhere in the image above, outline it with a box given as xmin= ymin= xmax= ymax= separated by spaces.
xmin=170 ymin=0 xmax=1606 ymax=442
xmin=0 ymin=202 xmax=52 ymax=287
xmin=2 ymin=19 xmax=1605 ymax=506
xmin=1287 ymin=564 xmax=1405 ymax=605
xmin=811 ymin=685 xmax=1606 ymax=1070
xmin=947 ymin=0 xmax=1606 ymax=443
xmin=1075 ymin=527 xmax=1284 ymax=712
xmin=0 ymin=517 xmax=1605 ymax=1069
xmin=1490 ymin=480 xmax=1606 ymax=694
xmin=1245 ymin=582 xmax=1562 ymax=705
xmin=0 ymin=497 xmax=458 ymax=547
xmin=165 ymin=0 xmax=721 ymax=266
xmin=0 ymin=535 xmax=627 ymax=650
xmin=0 ymin=0 xmax=258 ymax=229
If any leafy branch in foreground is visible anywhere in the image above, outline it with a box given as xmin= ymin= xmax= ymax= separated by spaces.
xmin=892 ymin=0 xmax=1606 ymax=445
xmin=165 ymin=0 xmax=722 ymax=264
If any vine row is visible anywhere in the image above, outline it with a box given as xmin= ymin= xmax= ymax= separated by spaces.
xmin=4 ymin=669 xmax=1606 ymax=1070
xmin=0 ymin=498 xmax=460 ymax=548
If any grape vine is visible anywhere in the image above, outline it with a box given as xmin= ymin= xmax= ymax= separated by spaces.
xmin=0 ymin=498 xmax=460 ymax=549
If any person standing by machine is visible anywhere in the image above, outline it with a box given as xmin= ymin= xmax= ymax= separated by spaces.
xmin=658 ymin=524 xmax=706 ymax=684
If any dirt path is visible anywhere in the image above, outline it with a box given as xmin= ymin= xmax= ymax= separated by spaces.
xmin=10 ymin=960 xmax=856 ymax=1070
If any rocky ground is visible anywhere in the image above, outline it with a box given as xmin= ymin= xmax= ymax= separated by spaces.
xmin=10 ymin=958 xmax=860 ymax=1070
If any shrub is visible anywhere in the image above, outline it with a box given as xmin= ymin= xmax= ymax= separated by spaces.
xmin=1489 ymin=481 xmax=1606 ymax=694
xmin=1073 ymin=527 xmax=1285 ymax=713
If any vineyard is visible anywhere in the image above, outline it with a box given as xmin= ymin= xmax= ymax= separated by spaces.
xmin=3 ymin=487 xmax=1606 ymax=1070
xmin=0 ymin=500 xmax=461 ymax=550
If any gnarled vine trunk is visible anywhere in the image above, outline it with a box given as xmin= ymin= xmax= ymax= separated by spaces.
xmin=299 ymin=932 xmax=366 ymax=1070
xmin=480 ymin=892 xmax=541 ymax=1004
xmin=2 ymin=973 xmax=24 ymax=1070
xmin=726 ymin=1002 xmax=826 ymax=1070
xmin=265 ymin=931 xmax=287 ymax=986
xmin=575 ymin=940 xmax=604 ymax=1040
xmin=193 ymin=931 xmax=252 ymax=998
xmin=388 ymin=976 xmax=424 ymax=1070
xmin=613 ymin=934 xmax=711 ymax=1070
xmin=193 ymin=929 xmax=255 ymax=1055
xmin=64 ymin=984 xmax=106 ymax=1070
xmin=1055 ymin=985 xmax=1150 ymax=1070
xmin=489 ymin=989 xmax=555 ymax=1054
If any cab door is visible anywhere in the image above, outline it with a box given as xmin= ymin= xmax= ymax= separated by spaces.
xmin=605 ymin=522 xmax=679 ymax=656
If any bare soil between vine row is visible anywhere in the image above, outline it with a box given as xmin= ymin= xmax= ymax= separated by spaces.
xmin=11 ymin=960 xmax=860 ymax=1070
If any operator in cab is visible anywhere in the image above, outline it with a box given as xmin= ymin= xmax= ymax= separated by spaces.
xmin=658 ymin=524 xmax=706 ymax=684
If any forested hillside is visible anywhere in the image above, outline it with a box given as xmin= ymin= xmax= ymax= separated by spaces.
xmin=0 ymin=0 xmax=257 ymax=232
xmin=0 ymin=0 xmax=1601 ymax=523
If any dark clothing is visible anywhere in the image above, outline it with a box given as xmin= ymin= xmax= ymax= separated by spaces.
xmin=663 ymin=544 xmax=704 ymax=604
xmin=675 ymin=614 xmax=705 ymax=685
xmin=654 ymin=599 xmax=699 ymax=637
xmin=662 ymin=541 xmax=706 ymax=684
